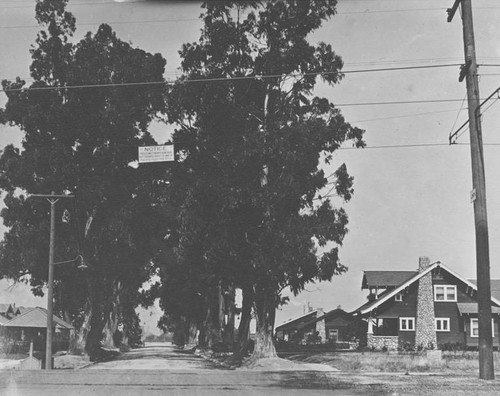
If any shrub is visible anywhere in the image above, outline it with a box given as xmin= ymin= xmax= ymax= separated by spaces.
xmin=440 ymin=342 xmax=465 ymax=352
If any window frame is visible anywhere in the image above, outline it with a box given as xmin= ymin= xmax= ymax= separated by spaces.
xmin=394 ymin=292 xmax=403 ymax=302
xmin=435 ymin=317 xmax=450 ymax=332
xmin=399 ymin=317 xmax=415 ymax=331
xmin=470 ymin=318 xmax=495 ymax=338
xmin=434 ymin=285 xmax=457 ymax=302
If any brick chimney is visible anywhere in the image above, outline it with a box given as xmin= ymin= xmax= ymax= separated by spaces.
xmin=414 ymin=256 xmax=437 ymax=349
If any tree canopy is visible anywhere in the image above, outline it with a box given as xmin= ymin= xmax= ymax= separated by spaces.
xmin=0 ymin=0 xmax=168 ymax=355
xmin=160 ymin=0 xmax=364 ymax=359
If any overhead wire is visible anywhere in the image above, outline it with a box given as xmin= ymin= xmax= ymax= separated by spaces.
xmin=0 ymin=63 xmax=466 ymax=95
xmin=3 ymin=59 xmax=500 ymax=86
xmin=448 ymin=93 xmax=468 ymax=142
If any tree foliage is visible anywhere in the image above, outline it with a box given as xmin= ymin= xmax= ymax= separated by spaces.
xmin=0 ymin=0 xmax=167 ymax=355
xmin=161 ymin=0 xmax=364 ymax=359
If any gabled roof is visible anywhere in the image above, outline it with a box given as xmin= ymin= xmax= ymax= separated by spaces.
xmin=4 ymin=307 xmax=73 ymax=329
xmin=0 ymin=315 xmax=10 ymax=325
xmin=16 ymin=306 xmax=31 ymax=315
xmin=275 ymin=310 xmax=321 ymax=331
xmin=362 ymin=271 xmax=417 ymax=289
xmin=0 ymin=303 xmax=14 ymax=314
xmin=355 ymin=262 xmax=500 ymax=315
xmin=297 ymin=308 xmax=356 ymax=330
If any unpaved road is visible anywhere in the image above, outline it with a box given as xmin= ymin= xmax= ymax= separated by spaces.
xmin=86 ymin=343 xmax=220 ymax=370
xmin=2 ymin=344 xmax=500 ymax=395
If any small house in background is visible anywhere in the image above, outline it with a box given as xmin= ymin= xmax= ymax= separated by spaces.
xmin=0 ymin=305 xmax=74 ymax=354
xmin=275 ymin=307 xmax=365 ymax=348
xmin=353 ymin=257 xmax=500 ymax=351
xmin=275 ymin=309 xmax=324 ymax=344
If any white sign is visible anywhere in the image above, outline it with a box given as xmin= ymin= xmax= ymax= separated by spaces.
xmin=138 ymin=145 xmax=174 ymax=163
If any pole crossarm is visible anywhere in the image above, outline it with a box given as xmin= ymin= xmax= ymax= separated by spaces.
xmin=447 ymin=0 xmax=462 ymax=22
xmin=449 ymin=86 xmax=500 ymax=144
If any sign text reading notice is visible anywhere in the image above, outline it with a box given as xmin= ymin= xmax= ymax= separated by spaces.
xmin=138 ymin=145 xmax=175 ymax=163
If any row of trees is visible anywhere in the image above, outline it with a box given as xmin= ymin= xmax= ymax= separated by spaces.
xmin=0 ymin=0 xmax=364 ymax=361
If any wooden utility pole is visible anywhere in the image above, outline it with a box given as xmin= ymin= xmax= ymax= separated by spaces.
xmin=448 ymin=0 xmax=494 ymax=380
xmin=32 ymin=192 xmax=74 ymax=370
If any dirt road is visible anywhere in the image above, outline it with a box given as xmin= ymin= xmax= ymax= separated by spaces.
xmin=2 ymin=344 xmax=500 ymax=395
xmin=86 ymin=343 xmax=219 ymax=370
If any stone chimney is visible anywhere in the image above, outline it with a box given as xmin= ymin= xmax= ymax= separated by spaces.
xmin=315 ymin=308 xmax=326 ymax=342
xmin=414 ymin=256 xmax=437 ymax=349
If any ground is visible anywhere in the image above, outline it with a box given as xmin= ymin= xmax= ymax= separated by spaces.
xmin=2 ymin=344 xmax=500 ymax=394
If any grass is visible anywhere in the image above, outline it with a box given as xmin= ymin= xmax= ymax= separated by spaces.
xmin=285 ymin=350 xmax=500 ymax=373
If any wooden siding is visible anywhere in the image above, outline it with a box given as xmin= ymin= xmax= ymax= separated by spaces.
xmin=398 ymin=330 xmax=415 ymax=347
xmin=375 ymin=282 xmax=418 ymax=318
xmin=324 ymin=318 xmax=350 ymax=341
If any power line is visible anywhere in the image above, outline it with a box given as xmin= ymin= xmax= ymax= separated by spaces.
xmin=5 ymin=60 xmax=500 ymax=84
xmin=0 ymin=18 xmax=200 ymax=30
xmin=341 ymin=142 xmax=500 ymax=150
xmin=3 ymin=6 xmax=500 ymax=29
xmin=0 ymin=63 xmax=463 ymax=94
xmin=352 ymin=108 xmax=465 ymax=123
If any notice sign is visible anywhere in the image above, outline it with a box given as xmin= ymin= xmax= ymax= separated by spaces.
xmin=138 ymin=145 xmax=175 ymax=163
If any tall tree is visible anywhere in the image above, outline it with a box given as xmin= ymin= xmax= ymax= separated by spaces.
xmin=0 ymin=0 xmax=167 ymax=357
xmin=166 ymin=0 xmax=364 ymax=361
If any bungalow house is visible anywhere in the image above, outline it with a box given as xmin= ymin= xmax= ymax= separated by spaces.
xmin=275 ymin=309 xmax=324 ymax=343
xmin=275 ymin=307 xmax=365 ymax=346
xmin=0 ymin=305 xmax=74 ymax=354
xmin=353 ymin=257 xmax=500 ymax=351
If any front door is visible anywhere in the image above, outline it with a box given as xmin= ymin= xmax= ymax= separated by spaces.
xmin=328 ymin=329 xmax=339 ymax=342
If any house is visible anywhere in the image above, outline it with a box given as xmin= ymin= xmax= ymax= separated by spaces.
xmin=275 ymin=309 xmax=324 ymax=343
xmin=275 ymin=307 xmax=365 ymax=346
xmin=0 ymin=305 xmax=74 ymax=354
xmin=353 ymin=257 xmax=500 ymax=350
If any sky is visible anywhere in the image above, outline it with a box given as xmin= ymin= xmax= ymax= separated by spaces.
xmin=1 ymin=0 xmax=500 ymax=331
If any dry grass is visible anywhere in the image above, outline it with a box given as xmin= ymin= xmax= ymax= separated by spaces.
xmin=54 ymin=353 xmax=91 ymax=369
xmin=286 ymin=351 xmax=500 ymax=373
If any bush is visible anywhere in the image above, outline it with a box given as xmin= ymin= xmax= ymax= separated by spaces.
xmin=440 ymin=342 xmax=465 ymax=352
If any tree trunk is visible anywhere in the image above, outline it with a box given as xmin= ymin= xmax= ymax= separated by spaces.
xmin=222 ymin=286 xmax=235 ymax=349
xmin=235 ymin=285 xmax=252 ymax=355
xmin=251 ymin=287 xmax=277 ymax=360
xmin=71 ymin=301 xmax=91 ymax=354
xmin=101 ymin=282 xmax=121 ymax=349
xmin=85 ymin=280 xmax=108 ymax=359
xmin=185 ymin=320 xmax=199 ymax=349
xmin=203 ymin=285 xmax=223 ymax=348
xmin=101 ymin=315 xmax=118 ymax=349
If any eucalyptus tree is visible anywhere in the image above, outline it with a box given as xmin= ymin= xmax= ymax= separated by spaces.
xmin=0 ymin=0 xmax=167 ymax=356
xmin=166 ymin=0 xmax=364 ymax=360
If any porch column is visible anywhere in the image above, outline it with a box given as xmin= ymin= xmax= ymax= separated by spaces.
xmin=367 ymin=317 xmax=373 ymax=334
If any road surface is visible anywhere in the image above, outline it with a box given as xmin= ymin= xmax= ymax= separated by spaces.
xmin=2 ymin=344 xmax=500 ymax=395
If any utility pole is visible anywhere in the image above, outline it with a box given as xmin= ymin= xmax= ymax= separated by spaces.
xmin=447 ymin=0 xmax=494 ymax=380
xmin=32 ymin=192 xmax=74 ymax=370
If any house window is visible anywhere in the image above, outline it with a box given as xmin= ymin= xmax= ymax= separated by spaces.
xmin=435 ymin=318 xmax=450 ymax=332
xmin=395 ymin=293 xmax=403 ymax=302
xmin=470 ymin=318 xmax=495 ymax=337
xmin=399 ymin=317 xmax=415 ymax=331
xmin=434 ymin=285 xmax=457 ymax=302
